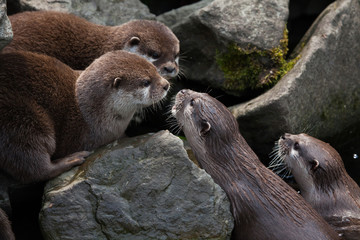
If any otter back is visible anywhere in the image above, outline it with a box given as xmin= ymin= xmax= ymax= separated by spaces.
xmin=3 ymin=11 xmax=180 ymax=77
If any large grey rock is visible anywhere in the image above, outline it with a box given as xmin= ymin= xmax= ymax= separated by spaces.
xmin=164 ymin=0 xmax=289 ymax=94
xmin=230 ymin=0 xmax=360 ymax=162
xmin=0 ymin=0 xmax=13 ymax=50
xmin=157 ymin=0 xmax=214 ymax=27
xmin=15 ymin=0 xmax=155 ymax=25
xmin=39 ymin=131 xmax=233 ymax=240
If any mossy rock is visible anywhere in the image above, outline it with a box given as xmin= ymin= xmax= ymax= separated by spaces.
xmin=216 ymin=28 xmax=299 ymax=93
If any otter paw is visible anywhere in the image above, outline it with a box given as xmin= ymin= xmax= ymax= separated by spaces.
xmin=65 ymin=151 xmax=91 ymax=164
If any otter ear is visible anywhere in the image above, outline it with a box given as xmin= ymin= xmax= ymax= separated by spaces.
xmin=310 ymin=159 xmax=319 ymax=171
xmin=200 ymin=120 xmax=211 ymax=136
xmin=128 ymin=36 xmax=140 ymax=46
xmin=112 ymin=77 xmax=122 ymax=88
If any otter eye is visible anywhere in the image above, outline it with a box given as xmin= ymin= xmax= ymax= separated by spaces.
xmin=294 ymin=142 xmax=300 ymax=150
xmin=190 ymin=99 xmax=195 ymax=107
xmin=149 ymin=51 xmax=160 ymax=59
xmin=143 ymin=80 xmax=151 ymax=87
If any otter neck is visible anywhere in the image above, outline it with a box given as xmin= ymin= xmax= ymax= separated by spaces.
xmin=299 ymin=172 xmax=360 ymax=218
xmin=103 ymin=26 xmax=128 ymax=53
xmin=191 ymin=134 xmax=278 ymax=222
xmin=82 ymin=101 xmax=135 ymax=150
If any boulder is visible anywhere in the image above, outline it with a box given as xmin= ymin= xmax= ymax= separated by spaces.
xmin=161 ymin=0 xmax=290 ymax=95
xmin=230 ymin=0 xmax=360 ymax=165
xmin=39 ymin=131 xmax=233 ymax=240
xmin=157 ymin=0 xmax=213 ymax=27
xmin=13 ymin=0 xmax=155 ymax=25
xmin=0 ymin=0 xmax=12 ymax=50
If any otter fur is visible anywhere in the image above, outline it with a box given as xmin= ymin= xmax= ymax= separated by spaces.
xmin=0 ymin=50 xmax=169 ymax=183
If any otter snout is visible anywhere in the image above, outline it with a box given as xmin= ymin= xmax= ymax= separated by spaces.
xmin=281 ymin=133 xmax=291 ymax=140
xmin=160 ymin=62 xmax=179 ymax=79
xmin=160 ymin=77 xmax=170 ymax=91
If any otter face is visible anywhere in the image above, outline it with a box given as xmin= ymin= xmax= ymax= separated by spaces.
xmin=76 ymin=50 xmax=170 ymax=123
xmin=273 ymin=133 xmax=344 ymax=194
xmin=172 ymin=89 xmax=239 ymax=146
xmin=278 ymin=134 xmax=319 ymax=173
xmin=121 ymin=20 xmax=180 ymax=79
xmin=111 ymin=73 xmax=169 ymax=110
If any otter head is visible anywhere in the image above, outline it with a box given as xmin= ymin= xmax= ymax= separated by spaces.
xmin=277 ymin=133 xmax=345 ymax=194
xmin=76 ymin=50 xmax=170 ymax=129
xmin=113 ymin=20 xmax=180 ymax=79
xmin=172 ymin=89 xmax=239 ymax=152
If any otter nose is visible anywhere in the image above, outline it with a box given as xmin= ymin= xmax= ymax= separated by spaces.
xmin=281 ymin=133 xmax=290 ymax=139
xmin=164 ymin=66 xmax=176 ymax=74
xmin=163 ymin=83 xmax=170 ymax=91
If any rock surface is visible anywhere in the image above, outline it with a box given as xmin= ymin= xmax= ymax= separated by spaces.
xmin=160 ymin=0 xmax=289 ymax=94
xmin=39 ymin=131 xmax=233 ymax=240
xmin=13 ymin=0 xmax=155 ymax=25
xmin=0 ymin=0 xmax=12 ymax=50
xmin=230 ymin=0 xmax=360 ymax=163
xmin=157 ymin=0 xmax=213 ymax=27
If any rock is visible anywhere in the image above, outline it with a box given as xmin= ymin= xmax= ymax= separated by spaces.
xmin=39 ymin=131 xmax=233 ymax=240
xmin=163 ymin=0 xmax=289 ymax=95
xmin=0 ymin=0 xmax=13 ymax=50
xmin=13 ymin=0 xmax=155 ymax=25
xmin=230 ymin=0 xmax=360 ymax=164
xmin=157 ymin=0 xmax=214 ymax=27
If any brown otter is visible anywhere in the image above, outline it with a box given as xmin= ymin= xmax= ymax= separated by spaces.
xmin=172 ymin=89 xmax=340 ymax=240
xmin=0 ymin=50 xmax=169 ymax=183
xmin=3 ymin=11 xmax=180 ymax=78
xmin=0 ymin=208 xmax=14 ymax=240
xmin=272 ymin=133 xmax=360 ymax=240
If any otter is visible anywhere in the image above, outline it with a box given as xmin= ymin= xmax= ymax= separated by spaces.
xmin=0 ymin=208 xmax=14 ymax=240
xmin=0 ymin=50 xmax=169 ymax=183
xmin=171 ymin=89 xmax=340 ymax=240
xmin=272 ymin=133 xmax=360 ymax=240
xmin=3 ymin=11 xmax=180 ymax=78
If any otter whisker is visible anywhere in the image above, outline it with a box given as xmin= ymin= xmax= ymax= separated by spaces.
xmin=268 ymin=162 xmax=286 ymax=169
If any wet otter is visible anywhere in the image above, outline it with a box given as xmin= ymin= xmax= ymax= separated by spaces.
xmin=272 ymin=133 xmax=360 ymax=239
xmin=0 ymin=50 xmax=169 ymax=183
xmin=3 ymin=11 xmax=180 ymax=78
xmin=0 ymin=208 xmax=14 ymax=240
xmin=172 ymin=89 xmax=340 ymax=240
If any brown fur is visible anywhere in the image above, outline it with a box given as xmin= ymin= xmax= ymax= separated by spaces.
xmin=172 ymin=89 xmax=340 ymax=240
xmin=278 ymin=133 xmax=360 ymax=239
xmin=3 ymin=11 xmax=180 ymax=77
xmin=0 ymin=208 xmax=14 ymax=240
xmin=0 ymin=50 xmax=169 ymax=183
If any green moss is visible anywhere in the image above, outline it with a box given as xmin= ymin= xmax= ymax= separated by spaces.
xmin=216 ymin=28 xmax=300 ymax=92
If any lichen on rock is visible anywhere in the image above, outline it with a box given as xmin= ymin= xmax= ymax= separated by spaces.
xmin=216 ymin=28 xmax=299 ymax=92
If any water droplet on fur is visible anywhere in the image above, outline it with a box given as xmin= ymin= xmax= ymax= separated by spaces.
xmin=353 ymin=154 xmax=358 ymax=159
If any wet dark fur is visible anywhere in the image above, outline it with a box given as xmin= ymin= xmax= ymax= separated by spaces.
xmin=0 ymin=208 xmax=14 ymax=240
xmin=3 ymin=11 xmax=179 ymax=73
xmin=173 ymin=90 xmax=340 ymax=240
xmin=279 ymin=134 xmax=360 ymax=239
xmin=0 ymin=50 xmax=168 ymax=183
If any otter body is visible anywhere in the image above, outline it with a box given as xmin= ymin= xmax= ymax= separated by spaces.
xmin=275 ymin=133 xmax=360 ymax=240
xmin=172 ymin=90 xmax=340 ymax=240
xmin=4 ymin=11 xmax=180 ymax=78
xmin=0 ymin=208 xmax=14 ymax=240
xmin=0 ymin=50 xmax=169 ymax=183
